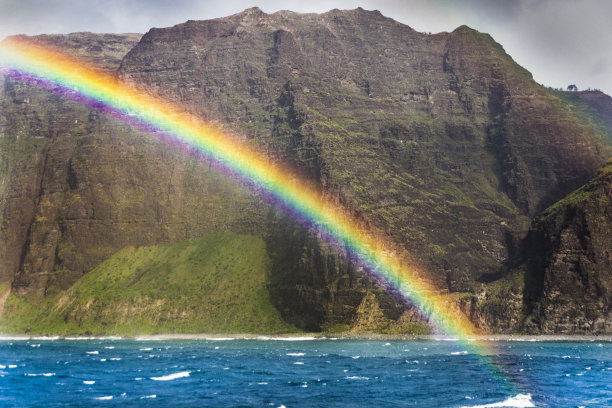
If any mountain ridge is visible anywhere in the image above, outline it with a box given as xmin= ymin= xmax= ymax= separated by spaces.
xmin=0 ymin=7 xmax=610 ymax=334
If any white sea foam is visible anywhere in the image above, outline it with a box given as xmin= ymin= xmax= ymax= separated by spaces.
xmin=30 ymin=344 xmax=40 ymax=347
xmin=104 ymin=346 xmax=115 ymax=350
xmin=293 ymin=362 xmax=304 ymax=365
xmin=0 ymin=365 xmax=5 ymax=369
xmin=258 ymin=382 xmax=268 ymax=385
xmin=0 ymin=336 xmax=30 ymax=341
xmin=100 ymin=359 xmax=107 ymax=362
xmin=110 ymin=358 xmax=121 ymax=361
xmin=286 ymin=353 xmax=305 ymax=356
xmin=25 ymin=373 xmax=55 ymax=377
xmin=451 ymin=351 xmax=469 ymax=355
xmin=151 ymin=371 xmax=190 ymax=381
xmin=32 ymin=336 xmax=59 ymax=341
xmin=95 ymin=396 xmax=113 ymax=400
xmin=65 ymin=337 xmax=96 ymax=340
xmin=139 ymin=348 xmax=153 ymax=351
xmin=140 ymin=395 xmax=156 ymax=399
xmin=256 ymin=336 xmax=317 ymax=341
xmin=460 ymin=393 xmax=534 ymax=408
xmin=86 ymin=351 xmax=99 ymax=355
xmin=83 ymin=380 xmax=95 ymax=385
xmin=345 ymin=376 xmax=369 ymax=380
xmin=205 ymin=337 xmax=236 ymax=341
xmin=352 ymin=356 xmax=360 ymax=359
xmin=8 ymin=365 xmax=17 ymax=369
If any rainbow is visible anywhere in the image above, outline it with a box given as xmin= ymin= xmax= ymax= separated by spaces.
xmin=0 ymin=37 xmax=522 ymax=394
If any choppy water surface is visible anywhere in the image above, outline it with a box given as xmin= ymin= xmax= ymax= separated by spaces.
xmin=0 ymin=336 xmax=610 ymax=407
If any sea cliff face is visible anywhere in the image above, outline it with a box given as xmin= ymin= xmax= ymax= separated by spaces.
xmin=0 ymin=8 xmax=610 ymax=334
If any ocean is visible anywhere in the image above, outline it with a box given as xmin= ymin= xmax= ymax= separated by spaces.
xmin=0 ymin=336 xmax=610 ymax=407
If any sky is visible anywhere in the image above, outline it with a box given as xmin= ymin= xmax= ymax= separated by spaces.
xmin=0 ymin=0 xmax=610 ymax=95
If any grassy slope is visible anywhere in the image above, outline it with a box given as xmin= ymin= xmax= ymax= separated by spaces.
xmin=1 ymin=232 xmax=296 ymax=335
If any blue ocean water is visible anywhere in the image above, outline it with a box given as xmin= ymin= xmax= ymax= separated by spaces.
xmin=0 ymin=337 xmax=610 ymax=407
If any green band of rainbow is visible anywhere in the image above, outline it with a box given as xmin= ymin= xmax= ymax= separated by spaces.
xmin=0 ymin=37 xmax=522 ymax=394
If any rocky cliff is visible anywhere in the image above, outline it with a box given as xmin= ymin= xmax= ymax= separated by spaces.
xmin=0 ymin=8 xmax=610 ymax=334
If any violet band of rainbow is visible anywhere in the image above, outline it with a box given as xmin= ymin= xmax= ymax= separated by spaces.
xmin=0 ymin=37 xmax=522 ymax=394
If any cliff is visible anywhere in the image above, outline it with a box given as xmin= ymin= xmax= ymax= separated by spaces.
xmin=0 ymin=8 xmax=610 ymax=334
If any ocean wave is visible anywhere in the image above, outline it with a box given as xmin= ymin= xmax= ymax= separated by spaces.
xmin=345 ymin=376 xmax=369 ymax=380
xmin=94 ymin=396 xmax=113 ymax=400
xmin=151 ymin=371 xmax=190 ymax=381
xmin=31 ymin=336 xmax=59 ymax=341
xmin=140 ymin=395 xmax=156 ymax=399
xmin=286 ymin=353 xmax=305 ymax=356
xmin=25 ymin=373 xmax=55 ymax=377
xmin=0 ymin=336 xmax=30 ymax=341
xmin=451 ymin=351 xmax=469 ymax=355
xmin=459 ymin=393 xmax=534 ymax=408
xmin=83 ymin=380 xmax=95 ymax=384
xmin=256 ymin=336 xmax=318 ymax=341
xmin=205 ymin=337 xmax=236 ymax=341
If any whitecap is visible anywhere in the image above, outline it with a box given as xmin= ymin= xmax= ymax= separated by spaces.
xmin=134 ymin=377 xmax=143 ymax=381
xmin=140 ymin=395 xmax=156 ymax=399
xmin=345 ymin=376 xmax=369 ymax=380
xmin=384 ymin=342 xmax=391 ymax=346
xmin=451 ymin=351 xmax=469 ymax=355
xmin=110 ymin=358 xmax=121 ymax=361
xmin=83 ymin=380 xmax=95 ymax=385
xmin=25 ymin=373 xmax=55 ymax=377
xmin=139 ymin=348 xmax=153 ymax=351
xmin=104 ymin=346 xmax=115 ymax=350
xmin=286 ymin=353 xmax=305 ymax=356
xmin=460 ymin=393 xmax=534 ymax=408
xmin=8 ymin=365 xmax=17 ymax=369
xmin=258 ymin=382 xmax=268 ymax=385
xmin=95 ymin=396 xmax=112 ymax=400
xmin=100 ymin=359 xmax=107 ymax=362
xmin=151 ymin=371 xmax=190 ymax=381
xmin=0 ymin=365 xmax=5 ymax=369
xmin=293 ymin=362 xmax=304 ymax=365
xmin=30 ymin=344 xmax=40 ymax=348
xmin=86 ymin=351 xmax=99 ymax=355
xmin=352 ymin=356 xmax=360 ymax=359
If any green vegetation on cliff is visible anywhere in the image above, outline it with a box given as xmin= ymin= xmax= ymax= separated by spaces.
xmin=0 ymin=232 xmax=296 ymax=335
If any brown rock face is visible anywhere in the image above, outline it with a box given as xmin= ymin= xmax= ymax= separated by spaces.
xmin=522 ymin=162 xmax=612 ymax=333
xmin=0 ymin=8 xmax=610 ymax=333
